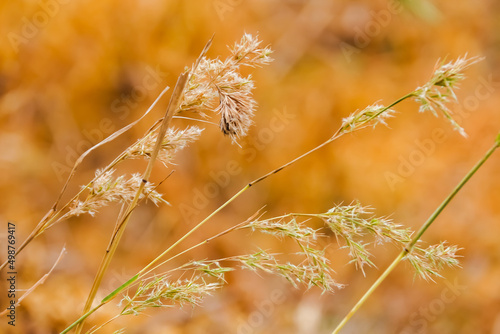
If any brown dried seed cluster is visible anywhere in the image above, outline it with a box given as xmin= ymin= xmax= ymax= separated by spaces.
xmin=179 ymin=34 xmax=273 ymax=142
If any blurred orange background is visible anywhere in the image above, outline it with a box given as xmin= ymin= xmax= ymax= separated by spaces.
xmin=0 ymin=0 xmax=499 ymax=333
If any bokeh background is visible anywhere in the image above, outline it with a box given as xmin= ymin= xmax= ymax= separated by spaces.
xmin=1 ymin=0 xmax=499 ymax=333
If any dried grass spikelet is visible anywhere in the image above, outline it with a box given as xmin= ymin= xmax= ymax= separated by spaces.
xmin=215 ymin=80 xmax=256 ymax=139
xmin=413 ymin=55 xmax=483 ymax=137
xmin=236 ymin=249 xmax=343 ymax=293
xmin=246 ymin=216 xmax=320 ymax=244
xmin=179 ymin=33 xmax=273 ymax=142
xmin=181 ymin=260 xmax=234 ymax=282
xmin=125 ymin=126 xmax=202 ymax=166
xmin=320 ymin=202 xmax=460 ymax=280
xmin=404 ymin=242 xmax=461 ymax=281
xmin=229 ymin=33 xmax=274 ymax=67
xmin=65 ymin=169 xmax=167 ymax=218
xmin=321 ymin=202 xmax=412 ymax=273
xmin=178 ymin=251 xmax=342 ymax=294
xmin=120 ymin=275 xmax=222 ymax=316
xmin=340 ymin=103 xmax=396 ymax=133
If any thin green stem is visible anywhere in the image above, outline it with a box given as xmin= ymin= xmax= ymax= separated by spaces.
xmin=332 ymin=252 xmax=405 ymax=334
xmin=408 ymin=139 xmax=499 ymax=250
xmin=388 ymin=93 xmax=416 ymax=109
xmin=332 ymin=136 xmax=499 ymax=334
xmin=60 ymin=303 xmax=105 ymax=334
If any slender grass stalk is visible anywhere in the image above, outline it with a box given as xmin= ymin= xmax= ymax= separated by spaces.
xmin=73 ymin=73 xmax=190 ymax=334
xmin=332 ymin=135 xmax=500 ymax=334
xmin=60 ymin=303 xmax=106 ymax=334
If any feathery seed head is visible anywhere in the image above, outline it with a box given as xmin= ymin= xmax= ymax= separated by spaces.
xmin=404 ymin=242 xmax=461 ymax=281
xmin=236 ymin=250 xmax=342 ymax=293
xmin=66 ymin=169 xmax=167 ymax=218
xmin=179 ymin=34 xmax=272 ymax=142
xmin=413 ymin=55 xmax=483 ymax=137
xmin=126 ymin=126 xmax=202 ymax=166
xmin=230 ymin=33 xmax=274 ymax=67
xmin=215 ymin=80 xmax=256 ymax=140
xmin=341 ymin=104 xmax=396 ymax=133
xmin=247 ymin=217 xmax=320 ymax=244
xmin=322 ymin=202 xmax=412 ymax=272
xmin=121 ymin=275 xmax=221 ymax=316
